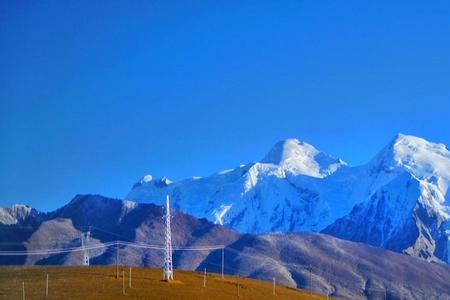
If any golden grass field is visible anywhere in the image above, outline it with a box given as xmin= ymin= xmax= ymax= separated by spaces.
xmin=0 ymin=266 xmax=328 ymax=300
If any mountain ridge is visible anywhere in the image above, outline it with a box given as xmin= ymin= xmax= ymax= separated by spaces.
xmin=127 ymin=133 xmax=450 ymax=264
xmin=4 ymin=134 xmax=450 ymax=263
xmin=1 ymin=194 xmax=450 ymax=299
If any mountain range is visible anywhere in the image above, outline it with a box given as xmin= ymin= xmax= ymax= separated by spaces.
xmin=127 ymin=134 xmax=450 ymax=264
xmin=3 ymin=133 xmax=450 ymax=298
xmin=1 ymin=195 xmax=450 ymax=299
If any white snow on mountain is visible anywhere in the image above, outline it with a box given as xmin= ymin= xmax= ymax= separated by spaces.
xmin=213 ymin=204 xmax=232 ymax=225
xmin=127 ymin=138 xmax=348 ymax=232
xmin=261 ymin=139 xmax=347 ymax=177
xmin=3 ymin=133 xmax=450 ymax=264
xmin=119 ymin=200 xmax=138 ymax=221
xmin=323 ymin=134 xmax=450 ymax=262
xmin=126 ymin=133 xmax=450 ymax=263
xmin=141 ymin=174 xmax=153 ymax=183
xmin=0 ymin=204 xmax=38 ymax=225
xmin=362 ymin=134 xmax=450 ymax=217
xmin=388 ymin=134 xmax=450 ymax=179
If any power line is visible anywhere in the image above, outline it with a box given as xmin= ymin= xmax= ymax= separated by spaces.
xmin=0 ymin=243 xmax=114 ymax=256
xmin=0 ymin=241 xmax=224 ymax=255
xmin=0 ymin=240 xmax=373 ymax=297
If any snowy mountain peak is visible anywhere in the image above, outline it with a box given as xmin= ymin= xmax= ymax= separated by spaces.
xmin=0 ymin=204 xmax=38 ymax=225
xmin=155 ymin=177 xmax=173 ymax=187
xmin=132 ymin=174 xmax=173 ymax=189
xmin=125 ymin=133 xmax=450 ymax=263
xmin=140 ymin=174 xmax=153 ymax=184
xmin=262 ymin=138 xmax=347 ymax=177
xmin=372 ymin=133 xmax=450 ymax=180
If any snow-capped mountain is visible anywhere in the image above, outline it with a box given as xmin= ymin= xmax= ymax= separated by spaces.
xmin=261 ymin=139 xmax=347 ymax=177
xmin=323 ymin=134 xmax=450 ymax=262
xmin=127 ymin=134 xmax=450 ymax=263
xmin=0 ymin=204 xmax=42 ymax=225
xmin=127 ymin=138 xmax=349 ymax=232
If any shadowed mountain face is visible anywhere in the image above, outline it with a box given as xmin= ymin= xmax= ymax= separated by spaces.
xmin=0 ymin=195 xmax=239 ymax=269
xmin=2 ymin=195 xmax=450 ymax=299
xmin=201 ymin=232 xmax=450 ymax=300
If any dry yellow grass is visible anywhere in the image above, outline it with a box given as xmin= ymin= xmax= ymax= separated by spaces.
xmin=0 ymin=266 xmax=328 ymax=300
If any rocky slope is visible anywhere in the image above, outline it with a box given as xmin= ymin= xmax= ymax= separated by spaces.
xmin=202 ymin=232 xmax=450 ymax=300
xmin=0 ymin=195 xmax=239 ymax=268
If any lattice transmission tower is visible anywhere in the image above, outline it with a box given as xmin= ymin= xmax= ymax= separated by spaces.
xmin=163 ymin=195 xmax=174 ymax=281
xmin=81 ymin=230 xmax=90 ymax=266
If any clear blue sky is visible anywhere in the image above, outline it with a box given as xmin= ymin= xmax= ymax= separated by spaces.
xmin=1 ymin=1 xmax=450 ymax=211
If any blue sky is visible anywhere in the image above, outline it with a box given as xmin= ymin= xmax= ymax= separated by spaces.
xmin=1 ymin=1 xmax=450 ymax=211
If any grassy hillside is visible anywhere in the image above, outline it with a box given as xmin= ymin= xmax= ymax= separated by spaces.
xmin=0 ymin=266 xmax=328 ymax=300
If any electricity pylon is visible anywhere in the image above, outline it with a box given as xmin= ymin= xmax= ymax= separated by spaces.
xmin=163 ymin=195 xmax=174 ymax=281
xmin=81 ymin=231 xmax=90 ymax=266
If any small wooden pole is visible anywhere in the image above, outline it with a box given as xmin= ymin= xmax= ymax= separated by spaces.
xmin=272 ymin=277 xmax=275 ymax=296
xmin=22 ymin=281 xmax=25 ymax=300
xmin=129 ymin=267 xmax=132 ymax=288
xmin=309 ymin=265 xmax=312 ymax=296
xmin=46 ymin=274 xmax=49 ymax=296
xmin=122 ymin=270 xmax=125 ymax=295
xmin=221 ymin=247 xmax=224 ymax=280
xmin=203 ymin=268 xmax=207 ymax=288
xmin=237 ymin=275 xmax=240 ymax=298
xmin=116 ymin=241 xmax=119 ymax=279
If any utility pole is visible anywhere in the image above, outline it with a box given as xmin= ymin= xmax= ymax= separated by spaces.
xmin=122 ymin=271 xmax=125 ymax=295
xmin=203 ymin=268 xmax=207 ymax=288
xmin=309 ymin=265 xmax=312 ymax=296
xmin=272 ymin=277 xmax=276 ymax=296
xmin=116 ymin=240 xmax=119 ymax=279
xmin=163 ymin=195 xmax=174 ymax=281
xmin=237 ymin=275 xmax=240 ymax=298
xmin=221 ymin=247 xmax=224 ymax=280
xmin=129 ymin=267 xmax=132 ymax=288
